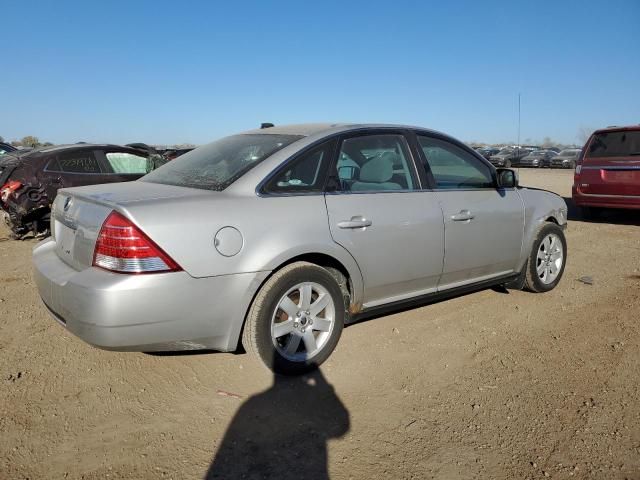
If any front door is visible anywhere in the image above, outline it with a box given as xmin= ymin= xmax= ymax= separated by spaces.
xmin=324 ymin=132 xmax=445 ymax=308
xmin=416 ymin=134 xmax=524 ymax=289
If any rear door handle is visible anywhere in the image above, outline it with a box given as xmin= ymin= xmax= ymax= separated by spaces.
xmin=451 ymin=210 xmax=475 ymax=221
xmin=337 ymin=216 xmax=372 ymax=229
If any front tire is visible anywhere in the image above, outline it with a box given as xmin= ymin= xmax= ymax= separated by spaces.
xmin=242 ymin=262 xmax=345 ymax=375
xmin=524 ymin=223 xmax=567 ymax=293
xmin=504 ymin=160 xmax=512 ymax=168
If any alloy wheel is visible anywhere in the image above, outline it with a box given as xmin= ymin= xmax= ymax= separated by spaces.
xmin=271 ymin=282 xmax=336 ymax=362
xmin=536 ymin=233 xmax=564 ymax=284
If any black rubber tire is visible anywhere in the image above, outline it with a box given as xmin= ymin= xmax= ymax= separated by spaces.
xmin=524 ymin=222 xmax=567 ymax=293
xmin=242 ymin=261 xmax=345 ymax=375
xmin=504 ymin=160 xmax=511 ymax=168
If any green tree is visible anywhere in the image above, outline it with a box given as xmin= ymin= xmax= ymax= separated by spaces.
xmin=21 ymin=136 xmax=40 ymax=148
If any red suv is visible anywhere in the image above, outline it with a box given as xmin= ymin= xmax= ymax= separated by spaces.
xmin=573 ymin=125 xmax=640 ymax=216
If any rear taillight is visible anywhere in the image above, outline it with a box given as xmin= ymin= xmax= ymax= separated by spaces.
xmin=93 ymin=211 xmax=181 ymax=274
xmin=0 ymin=180 xmax=23 ymax=203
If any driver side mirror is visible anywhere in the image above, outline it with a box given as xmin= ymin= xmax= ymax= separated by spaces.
xmin=496 ymin=168 xmax=518 ymax=188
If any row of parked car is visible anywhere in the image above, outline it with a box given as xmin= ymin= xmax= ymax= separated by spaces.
xmin=0 ymin=142 xmax=192 ymax=238
xmin=476 ymin=145 xmax=582 ymax=169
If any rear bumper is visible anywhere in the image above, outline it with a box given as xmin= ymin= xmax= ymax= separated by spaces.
xmin=33 ymin=239 xmax=269 ymax=352
xmin=572 ymin=186 xmax=640 ymax=210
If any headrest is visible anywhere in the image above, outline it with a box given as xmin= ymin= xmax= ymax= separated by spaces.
xmin=359 ymin=152 xmax=396 ymax=183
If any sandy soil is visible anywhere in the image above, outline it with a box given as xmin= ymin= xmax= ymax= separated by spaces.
xmin=1 ymin=169 xmax=639 ymax=480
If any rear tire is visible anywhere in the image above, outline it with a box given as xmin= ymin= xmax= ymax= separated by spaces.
xmin=242 ymin=262 xmax=345 ymax=375
xmin=524 ymin=223 xmax=567 ymax=293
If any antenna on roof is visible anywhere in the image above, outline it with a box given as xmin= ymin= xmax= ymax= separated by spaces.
xmin=260 ymin=123 xmax=275 ymax=129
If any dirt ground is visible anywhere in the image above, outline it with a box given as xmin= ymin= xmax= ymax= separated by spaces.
xmin=1 ymin=169 xmax=639 ymax=480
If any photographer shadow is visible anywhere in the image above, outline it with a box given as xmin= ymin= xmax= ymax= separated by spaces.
xmin=205 ymin=369 xmax=349 ymax=479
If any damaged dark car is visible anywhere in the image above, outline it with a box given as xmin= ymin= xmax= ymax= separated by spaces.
xmin=0 ymin=144 xmax=154 ymax=238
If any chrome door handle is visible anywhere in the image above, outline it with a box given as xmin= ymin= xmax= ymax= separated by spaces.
xmin=451 ymin=210 xmax=475 ymax=221
xmin=337 ymin=216 xmax=372 ymax=229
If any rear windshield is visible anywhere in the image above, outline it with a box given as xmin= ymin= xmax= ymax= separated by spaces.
xmin=141 ymin=134 xmax=302 ymax=190
xmin=587 ymin=131 xmax=640 ymax=158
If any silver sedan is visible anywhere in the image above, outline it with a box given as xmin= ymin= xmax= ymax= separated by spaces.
xmin=33 ymin=124 xmax=568 ymax=374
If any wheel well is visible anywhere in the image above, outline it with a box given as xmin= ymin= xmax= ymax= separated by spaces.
xmin=545 ymin=216 xmax=559 ymax=225
xmin=277 ymin=253 xmax=352 ymax=295
xmin=237 ymin=253 xmax=353 ymax=352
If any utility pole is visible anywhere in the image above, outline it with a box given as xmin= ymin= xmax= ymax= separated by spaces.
xmin=517 ymin=93 xmax=521 ymax=149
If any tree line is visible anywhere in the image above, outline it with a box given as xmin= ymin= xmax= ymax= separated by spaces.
xmin=0 ymin=135 xmax=53 ymax=148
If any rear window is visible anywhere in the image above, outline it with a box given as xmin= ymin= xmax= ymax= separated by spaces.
xmin=587 ymin=131 xmax=640 ymax=158
xmin=105 ymin=152 xmax=150 ymax=174
xmin=141 ymin=134 xmax=302 ymax=191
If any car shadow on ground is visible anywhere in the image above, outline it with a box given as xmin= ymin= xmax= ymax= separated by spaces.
xmin=205 ymin=368 xmax=349 ymax=479
xmin=563 ymin=197 xmax=640 ymax=226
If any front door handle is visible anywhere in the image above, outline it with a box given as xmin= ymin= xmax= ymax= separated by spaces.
xmin=451 ymin=210 xmax=475 ymax=222
xmin=337 ymin=216 xmax=372 ymax=229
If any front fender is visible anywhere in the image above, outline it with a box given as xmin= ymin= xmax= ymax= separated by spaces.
xmin=518 ymin=188 xmax=568 ymax=269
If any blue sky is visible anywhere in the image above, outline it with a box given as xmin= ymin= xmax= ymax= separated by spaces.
xmin=1 ymin=0 xmax=638 ymax=145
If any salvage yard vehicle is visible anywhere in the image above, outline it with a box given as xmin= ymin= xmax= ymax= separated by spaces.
xmin=573 ymin=125 xmax=640 ymax=215
xmin=550 ymin=148 xmax=581 ymax=169
xmin=1 ymin=144 xmax=154 ymax=238
xmin=489 ymin=146 xmax=531 ymax=167
xmin=475 ymin=147 xmax=500 ymax=161
xmin=519 ymin=149 xmax=557 ymax=168
xmin=33 ymin=124 xmax=569 ymax=375
xmin=0 ymin=142 xmax=17 ymax=157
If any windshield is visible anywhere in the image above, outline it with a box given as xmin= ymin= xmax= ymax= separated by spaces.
xmin=587 ymin=131 xmax=640 ymax=158
xmin=142 ymin=134 xmax=303 ymax=190
xmin=497 ymin=148 xmax=513 ymax=155
xmin=558 ymin=149 xmax=579 ymax=157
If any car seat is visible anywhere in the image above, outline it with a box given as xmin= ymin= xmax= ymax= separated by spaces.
xmin=351 ymin=152 xmax=403 ymax=191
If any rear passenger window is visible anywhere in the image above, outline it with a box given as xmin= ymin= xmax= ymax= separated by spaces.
xmin=418 ymin=136 xmax=494 ymax=189
xmin=263 ymin=140 xmax=334 ymax=194
xmin=105 ymin=152 xmax=151 ymax=174
xmin=47 ymin=150 xmax=100 ymax=173
xmin=333 ymin=134 xmax=417 ymax=192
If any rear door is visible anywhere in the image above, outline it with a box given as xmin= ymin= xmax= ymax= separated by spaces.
xmin=41 ymin=149 xmax=112 ymax=193
xmin=579 ymin=130 xmax=640 ymax=196
xmin=324 ymin=131 xmax=445 ymax=308
xmin=416 ymin=134 xmax=524 ymax=289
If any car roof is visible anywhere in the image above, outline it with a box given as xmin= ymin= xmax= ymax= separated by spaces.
xmin=239 ymin=122 xmax=453 ymax=138
xmin=37 ymin=143 xmax=140 ymax=153
xmin=593 ymin=124 xmax=640 ymax=134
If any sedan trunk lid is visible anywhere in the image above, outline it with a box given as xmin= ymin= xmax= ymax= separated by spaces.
xmin=51 ymin=181 xmax=213 ymax=271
